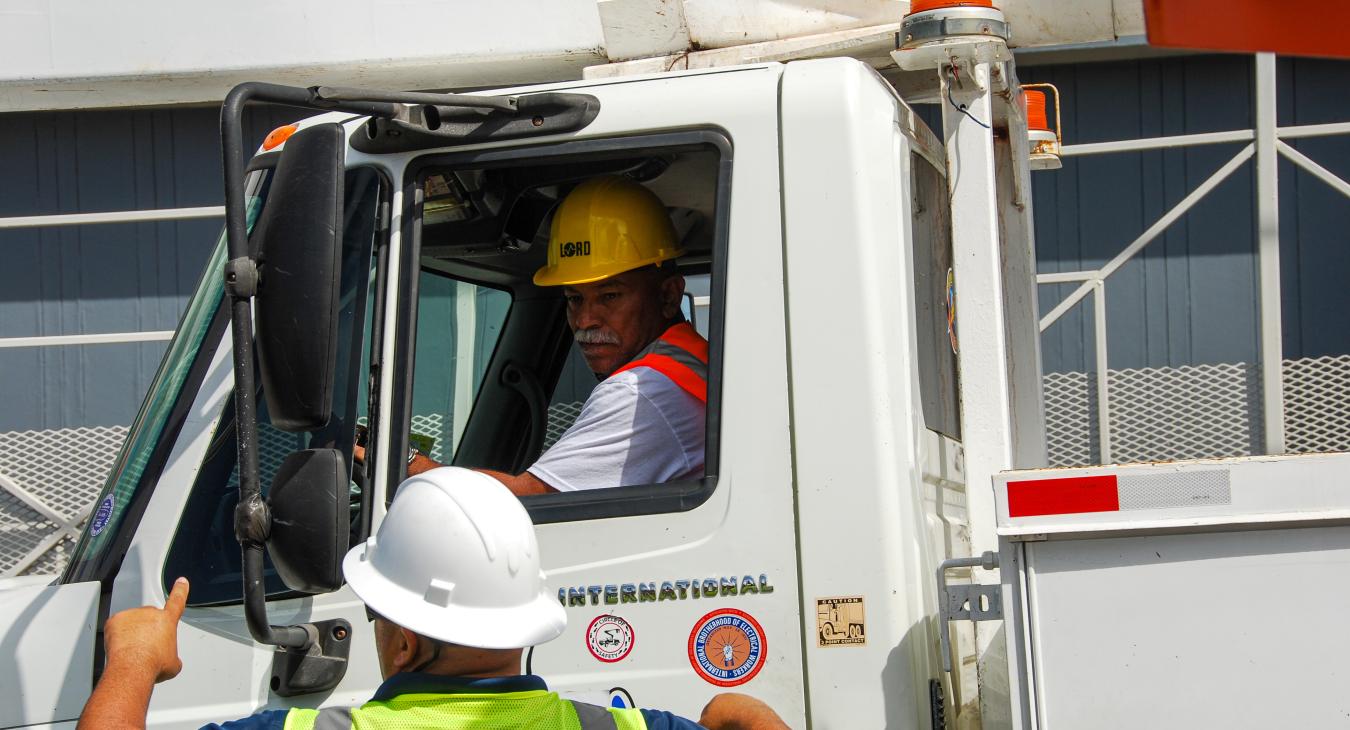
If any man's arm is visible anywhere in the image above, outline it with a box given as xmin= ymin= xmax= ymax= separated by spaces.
xmin=78 ymin=578 xmax=190 ymax=730
xmin=698 ymin=693 xmax=791 ymax=730
xmin=478 ymin=469 xmax=557 ymax=496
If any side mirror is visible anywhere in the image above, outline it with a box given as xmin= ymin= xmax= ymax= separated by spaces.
xmin=266 ymin=449 xmax=350 ymax=593
xmin=251 ymin=123 xmax=346 ymax=432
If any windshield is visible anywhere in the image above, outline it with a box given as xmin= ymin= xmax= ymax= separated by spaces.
xmin=62 ymin=172 xmax=270 ymax=583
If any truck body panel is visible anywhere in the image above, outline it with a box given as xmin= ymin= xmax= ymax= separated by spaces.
xmin=996 ymin=452 xmax=1350 ymax=728
xmin=0 ymin=578 xmax=98 ymax=728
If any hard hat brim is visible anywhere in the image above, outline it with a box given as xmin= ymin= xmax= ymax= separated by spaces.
xmin=342 ymin=540 xmax=567 ymax=649
xmin=532 ymin=248 xmax=687 ymax=288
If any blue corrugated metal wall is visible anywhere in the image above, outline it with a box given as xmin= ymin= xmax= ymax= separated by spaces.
xmin=0 ymin=54 xmax=1346 ymax=433
xmin=1022 ymin=55 xmax=1350 ymax=373
xmin=0 ymin=107 xmax=306 ymax=431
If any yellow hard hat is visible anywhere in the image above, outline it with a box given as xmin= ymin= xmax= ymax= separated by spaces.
xmin=533 ymin=176 xmax=683 ymax=287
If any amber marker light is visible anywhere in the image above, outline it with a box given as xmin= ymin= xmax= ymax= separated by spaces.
xmin=262 ymin=123 xmax=300 ymax=151
xmin=1021 ymin=84 xmax=1063 ymax=171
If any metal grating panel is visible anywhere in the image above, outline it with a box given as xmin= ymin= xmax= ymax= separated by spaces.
xmin=3 ymin=358 xmax=1348 ymax=576
xmin=1106 ymin=362 xmax=1262 ymax=464
xmin=1043 ymin=357 xmax=1350 ymax=467
xmin=1283 ymin=355 xmax=1350 ymax=454
xmin=0 ymin=426 xmax=128 ymax=576
xmin=545 ymin=402 xmax=586 ymax=451
xmin=1042 ymin=370 xmax=1097 ymax=468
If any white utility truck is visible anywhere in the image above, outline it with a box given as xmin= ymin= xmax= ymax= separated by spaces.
xmin=3 ymin=3 xmax=1346 ymax=729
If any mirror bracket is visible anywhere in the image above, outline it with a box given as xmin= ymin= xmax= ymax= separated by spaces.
xmin=223 ymin=256 xmax=259 ymax=299
xmin=270 ymin=619 xmax=352 ymax=697
xmin=233 ymin=494 xmax=271 ymax=545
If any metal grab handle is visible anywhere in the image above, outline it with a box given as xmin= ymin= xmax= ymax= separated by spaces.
xmin=937 ymin=551 xmax=1001 ymax=673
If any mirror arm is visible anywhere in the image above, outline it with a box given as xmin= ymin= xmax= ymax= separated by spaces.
xmin=220 ymin=82 xmax=398 ymax=651
xmin=243 ymin=543 xmax=313 ymax=649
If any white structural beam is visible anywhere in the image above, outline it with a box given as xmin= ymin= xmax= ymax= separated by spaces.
xmin=1057 ymin=122 xmax=1350 ymax=159
xmin=452 ymin=284 xmax=478 ymax=450
xmin=1036 ymin=270 xmax=1096 ymax=284
xmin=1063 ymin=129 xmax=1254 ymax=157
xmin=1254 ymin=53 xmax=1285 ymax=455
xmin=0 ymin=206 xmax=223 ymax=230
xmin=1039 ymin=144 xmax=1255 ymax=331
xmin=1278 ymin=121 xmax=1350 ymax=140
xmin=1093 ymin=281 xmax=1111 ymax=464
xmin=1278 ymin=140 xmax=1350 ymax=201
xmin=0 ymin=331 xmax=174 ymax=349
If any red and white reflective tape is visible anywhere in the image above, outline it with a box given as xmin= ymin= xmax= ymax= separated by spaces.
xmin=1006 ymin=470 xmax=1231 ymax=518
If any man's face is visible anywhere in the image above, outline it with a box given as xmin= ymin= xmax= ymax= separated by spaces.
xmin=563 ymin=267 xmax=685 ymax=376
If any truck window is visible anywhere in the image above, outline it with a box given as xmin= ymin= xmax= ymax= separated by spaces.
xmin=393 ymin=134 xmax=728 ymax=520
xmin=911 ymin=151 xmax=961 ymax=440
xmin=408 ymin=273 xmax=511 ymax=462
xmin=163 ymin=167 xmax=384 ymax=606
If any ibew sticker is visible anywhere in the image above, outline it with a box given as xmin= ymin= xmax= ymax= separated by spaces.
xmin=90 ymin=494 xmax=115 ymax=537
xmin=687 ymin=608 xmax=766 ymax=687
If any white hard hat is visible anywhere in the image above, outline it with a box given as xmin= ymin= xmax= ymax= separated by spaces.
xmin=342 ymin=467 xmax=566 ymax=649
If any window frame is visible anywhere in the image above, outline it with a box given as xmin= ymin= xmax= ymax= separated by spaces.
xmin=390 ymin=129 xmax=733 ymax=523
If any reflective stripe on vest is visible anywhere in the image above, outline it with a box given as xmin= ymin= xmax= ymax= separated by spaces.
xmin=283 ymin=693 xmax=646 ymax=730
xmin=611 ymin=322 xmax=709 ymax=403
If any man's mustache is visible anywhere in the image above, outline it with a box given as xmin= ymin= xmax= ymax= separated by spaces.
xmin=574 ymin=328 xmax=620 ymax=345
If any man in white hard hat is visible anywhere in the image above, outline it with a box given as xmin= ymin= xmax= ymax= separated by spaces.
xmin=365 ymin=175 xmax=707 ymax=495
xmin=78 ymin=468 xmax=786 ymax=730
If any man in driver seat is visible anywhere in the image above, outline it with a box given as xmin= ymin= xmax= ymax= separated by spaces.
xmin=408 ymin=175 xmax=708 ymax=495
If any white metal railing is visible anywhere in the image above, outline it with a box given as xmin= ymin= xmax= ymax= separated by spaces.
xmin=0 ymin=205 xmax=221 ymax=575
xmin=0 ymin=206 xmax=219 ymax=352
xmin=0 ymin=205 xmax=224 ymax=230
xmin=1037 ymin=54 xmax=1350 ymax=464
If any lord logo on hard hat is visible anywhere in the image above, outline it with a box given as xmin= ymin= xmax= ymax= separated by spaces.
xmin=586 ymin=614 xmax=634 ymax=662
xmin=687 ymin=608 xmax=766 ymax=687
xmin=559 ymin=240 xmax=591 ymax=258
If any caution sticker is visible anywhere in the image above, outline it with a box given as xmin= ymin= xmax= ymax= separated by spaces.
xmin=586 ymin=615 xmax=634 ymax=663
xmin=688 ymin=608 xmax=766 ymax=687
xmin=816 ymin=596 xmax=866 ymax=647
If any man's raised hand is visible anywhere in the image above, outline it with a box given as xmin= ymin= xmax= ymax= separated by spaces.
xmin=103 ymin=577 xmax=190 ymax=683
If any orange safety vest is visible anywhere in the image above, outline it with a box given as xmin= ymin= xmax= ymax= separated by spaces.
xmin=611 ymin=322 xmax=709 ymax=403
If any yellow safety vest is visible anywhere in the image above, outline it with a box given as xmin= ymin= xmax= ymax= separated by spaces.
xmin=283 ymin=689 xmax=647 ymax=730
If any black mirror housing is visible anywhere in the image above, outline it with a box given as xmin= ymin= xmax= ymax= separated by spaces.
xmin=251 ymin=123 xmax=347 ymax=432
xmin=267 ymin=449 xmax=349 ymax=593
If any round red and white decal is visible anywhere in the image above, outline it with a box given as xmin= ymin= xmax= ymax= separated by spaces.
xmin=687 ymin=608 xmax=766 ymax=687
xmin=586 ymin=614 xmax=635 ymax=662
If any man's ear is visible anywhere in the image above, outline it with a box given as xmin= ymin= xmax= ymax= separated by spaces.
xmin=659 ymin=274 xmax=686 ymax=319
xmin=390 ymin=626 xmax=423 ymax=674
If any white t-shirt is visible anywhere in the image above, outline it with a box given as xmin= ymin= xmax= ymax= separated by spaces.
xmin=527 ymin=367 xmax=705 ymax=492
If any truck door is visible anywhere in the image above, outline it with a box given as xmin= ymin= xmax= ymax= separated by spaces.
xmin=0 ymin=576 xmax=99 ymax=728
xmin=381 ymin=66 xmax=806 ymax=723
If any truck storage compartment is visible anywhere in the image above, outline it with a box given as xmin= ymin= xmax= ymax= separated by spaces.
xmin=994 ymin=453 xmax=1350 ymax=729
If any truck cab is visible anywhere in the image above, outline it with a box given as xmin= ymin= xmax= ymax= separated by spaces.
xmin=3 ymin=55 xmax=1034 ymax=729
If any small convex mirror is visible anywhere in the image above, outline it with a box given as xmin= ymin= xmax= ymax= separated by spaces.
xmin=267 ymin=449 xmax=349 ymax=593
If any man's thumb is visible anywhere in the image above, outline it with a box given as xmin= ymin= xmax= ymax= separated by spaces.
xmin=165 ymin=577 xmax=190 ymax=620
